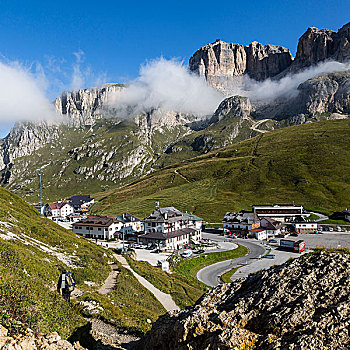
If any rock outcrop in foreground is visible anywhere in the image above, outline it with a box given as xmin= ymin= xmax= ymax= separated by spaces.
xmin=0 ymin=325 xmax=85 ymax=350
xmin=136 ymin=251 xmax=350 ymax=349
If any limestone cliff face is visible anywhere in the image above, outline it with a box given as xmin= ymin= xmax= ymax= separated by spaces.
xmin=292 ymin=22 xmax=350 ymax=71
xmin=54 ymin=83 xmax=125 ymax=127
xmin=190 ymin=22 xmax=350 ymax=89
xmin=189 ymin=40 xmax=293 ymax=88
xmin=209 ymin=95 xmax=252 ymax=124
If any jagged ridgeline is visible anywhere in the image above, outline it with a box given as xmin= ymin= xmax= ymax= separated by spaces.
xmin=0 ymin=22 xmax=349 ymax=202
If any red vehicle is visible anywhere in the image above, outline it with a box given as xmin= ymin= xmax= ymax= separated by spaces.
xmin=280 ymin=239 xmax=305 ymax=253
xmin=294 ymin=240 xmax=305 ymax=253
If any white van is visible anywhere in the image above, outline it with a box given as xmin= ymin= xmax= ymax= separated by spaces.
xmin=181 ymin=250 xmax=193 ymax=258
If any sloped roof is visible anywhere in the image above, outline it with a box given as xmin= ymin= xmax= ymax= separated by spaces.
xmin=223 ymin=211 xmax=259 ymax=224
xmin=140 ymin=227 xmax=196 ymax=240
xmin=72 ymin=215 xmax=119 ymax=227
xmin=184 ymin=212 xmax=204 ymax=221
xmin=48 ymin=202 xmax=72 ymax=210
xmin=69 ymin=195 xmax=92 ymax=207
xmin=144 ymin=207 xmax=187 ymax=223
xmin=261 ymin=217 xmax=282 ymax=230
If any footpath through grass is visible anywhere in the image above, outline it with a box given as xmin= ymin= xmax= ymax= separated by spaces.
xmin=76 ymin=263 xmax=166 ymax=334
xmin=124 ymin=244 xmax=248 ymax=308
xmin=125 ymin=254 xmax=206 ymax=309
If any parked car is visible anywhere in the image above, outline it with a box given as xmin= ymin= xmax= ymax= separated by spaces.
xmin=329 ymin=227 xmax=334 ymax=232
xmin=268 ymin=239 xmax=278 ymax=243
xmin=323 ymin=226 xmax=329 ymax=231
xmin=194 ymin=249 xmax=205 ymax=254
xmin=181 ymin=250 xmax=193 ymax=258
xmin=263 ymin=254 xmax=275 ymax=259
xmin=151 ymin=249 xmax=162 ymax=253
xmin=336 ymin=226 xmax=342 ymax=232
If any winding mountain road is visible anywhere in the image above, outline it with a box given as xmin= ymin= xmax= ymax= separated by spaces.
xmin=197 ymin=234 xmax=267 ymax=287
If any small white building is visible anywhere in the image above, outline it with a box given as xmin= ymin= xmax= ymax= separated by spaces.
xmin=260 ymin=217 xmax=282 ymax=237
xmin=49 ymin=202 xmax=74 ymax=219
xmin=72 ymin=216 xmax=121 ymax=240
xmin=222 ymin=211 xmax=260 ymax=232
xmin=343 ymin=209 xmax=350 ymax=222
xmin=293 ymin=222 xmax=318 ymax=234
xmin=250 ymin=228 xmax=267 ymax=240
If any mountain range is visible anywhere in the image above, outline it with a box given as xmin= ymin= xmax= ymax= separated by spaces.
xmin=0 ymin=22 xmax=349 ymax=203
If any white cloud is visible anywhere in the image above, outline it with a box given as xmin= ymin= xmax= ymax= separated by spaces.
xmin=110 ymin=58 xmax=224 ymax=117
xmin=0 ymin=60 xmax=56 ymax=123
xmin=225 ymin=60 xmax=350 ymax=102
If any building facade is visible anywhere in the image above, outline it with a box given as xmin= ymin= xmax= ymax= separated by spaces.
xmin=72 ymin=216 xmax=121 ymax=240
xmin=252 ymin=205 xmax=309 ymax=222
xmin=139 ymin=207 xmax=202 ymax=250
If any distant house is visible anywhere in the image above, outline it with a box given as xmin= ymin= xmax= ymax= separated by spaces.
xmin=68 ymin=195 xmax=94 ymax=211
xmin=292 ymin=219 xmax=318 ymax=234
xmin=49 ymin=202 xmax=74 ymax=219
xmin=249 ymin=228 xmax=267 ymax=240
xmin=33 ymin=203 xmax=51 ymax=217
xmin=260 ymin=217 xmax=282 ymax=236
xmin=251 ymin=205 xmax=309 ymax=222
xmin=139 ymin=207 xmax=202 ymax=250
xmin=222 ymin=211 xmax=260 ymax=232
xmin=184 ymin=212 xmax=204 ymax=230
xmin=343 ymin=209 xmax=350 ymax=222
xmin=115 ymin=213 xmax=143 ymax=233
xmin=72 ymin=216 xmax=121 ymax=240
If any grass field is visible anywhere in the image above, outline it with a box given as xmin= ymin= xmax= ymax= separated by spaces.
xmin=0 ymin=185 xmax=168 ymax=338
xmin=173 ymin=245 xmax=248 ymax=282
xmin=124 ymin=254 xmax=206 ymax=308
xmin=92 ymin=119 xmax=350 ymax=221
xmin=76 ymin=264 xmax=166 ymax=333
xmin=220 ymin=267 xmax=240 ymax=283
xmin=124 ymin=245 xmax=248 ymax=308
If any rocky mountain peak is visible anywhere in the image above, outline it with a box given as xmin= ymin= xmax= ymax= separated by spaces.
xmin=189 ymin=39 xmax=293 ymax=89
xmin=210 ymin=95 xmax=252 ymax=124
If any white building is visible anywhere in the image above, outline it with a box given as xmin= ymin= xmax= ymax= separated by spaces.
xmin=115 ymin=213 xmax=143 ymax=233
xmin=72 ymin=216 xmax=121 ymax=240
xmin=49 ymin=202 xmax=74 ymax=219
xmin=250 ymin=228 xmax=267 ymax=240
xmin=292 ymin=222 xmax=318 ymax=234
xmin=139 ymin=207 xmax=202 ymax=250
xmin=260 ymin=217 xmax=282 ymax=236
xmin=184 ymin=212 xmax=204 ymax=231
xmin=252 ymin=205 xmax=309 ymax=222
xmin=344 ymin=209 xmax=350 ymax=222
xmin=222 ymin=211 xmax=260 ymax=232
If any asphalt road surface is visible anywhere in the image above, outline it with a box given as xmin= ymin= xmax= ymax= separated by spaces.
xmin=197 ymin=233 xmax=267 ymax=287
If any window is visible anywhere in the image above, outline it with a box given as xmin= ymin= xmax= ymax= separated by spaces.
xmin=98 ymin=228 xmax=101 ymax=231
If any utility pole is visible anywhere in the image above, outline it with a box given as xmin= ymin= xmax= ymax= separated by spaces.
xmin=36 ymin=168 xmax=43 ymax=216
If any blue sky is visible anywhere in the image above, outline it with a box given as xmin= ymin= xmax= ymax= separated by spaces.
xmin=0 ymin=0 xmax=348 ymax=136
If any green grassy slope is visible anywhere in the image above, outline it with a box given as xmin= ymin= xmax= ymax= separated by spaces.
xmin=0 ymin=185 xmax=165 ymax=337
xmin=91 ymin=119 xmax=350 ymax=221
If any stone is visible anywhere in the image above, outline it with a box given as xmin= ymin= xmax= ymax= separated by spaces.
xmin=0 ymin=325 xmax=8 ymax=337
xmin=135 ymin=252 xmax=350 ymax=349
xmin=189 ymin=39 xmax=293 ymax=88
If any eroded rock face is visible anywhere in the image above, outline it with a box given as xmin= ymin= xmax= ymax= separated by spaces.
xmin=0 ymin=326 xmax=85 ymax=350
xmin=136 ymin=252 xmax=350 ymax=350
xmin=293 ymin=22 xmax=350 ymax=70
xmin=189 ymin=40 xmax=293 ymax=88
xmin=210 ymin=95 xmax=252 ymax=124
